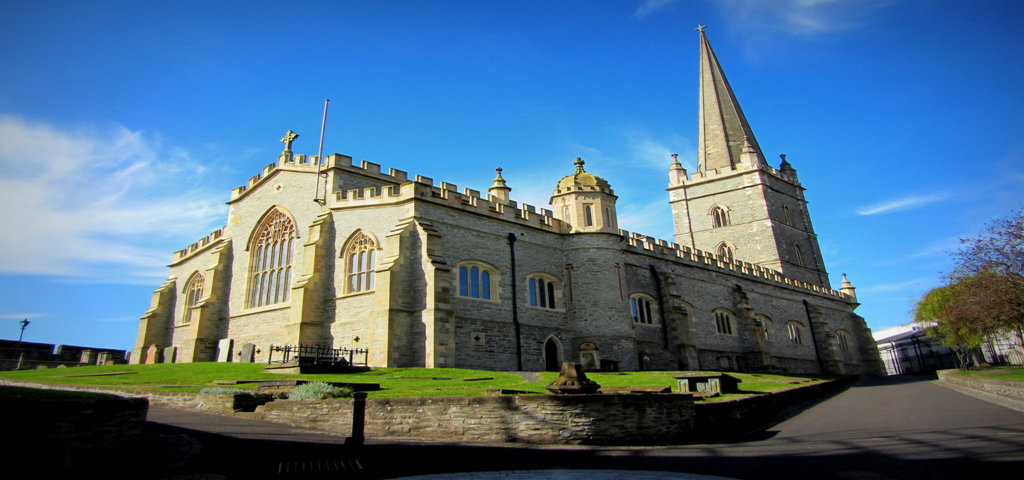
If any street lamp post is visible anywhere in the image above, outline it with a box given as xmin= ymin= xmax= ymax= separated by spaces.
xmin=15 ymin=319 xmax=29 ymax=370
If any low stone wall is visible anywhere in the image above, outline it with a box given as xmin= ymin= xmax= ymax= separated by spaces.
xmin=256 ymin=393 xmax=697 ymax=445
xmin=0 ymin=379 xmax=271 ymax=414
xmin=693 ymin=376 xmax=857 ymax=441
xmin=937 ymin=369 xmax=1024 ymax=404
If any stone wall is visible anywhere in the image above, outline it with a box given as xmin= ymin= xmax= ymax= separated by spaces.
xmin=255 ymin=393 xmax=697 ymax=445
xmin=693 ymin=376 xmax=856 ymax=441
xmin=937 ymin=369 xmax=1024 ymax=404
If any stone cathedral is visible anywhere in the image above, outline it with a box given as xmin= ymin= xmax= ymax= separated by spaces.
xmin=131 ymin=31 xmax=884 ymax=375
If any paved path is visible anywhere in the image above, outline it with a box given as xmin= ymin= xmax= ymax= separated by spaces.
xmin=144 ymin=375 xmax=1024 ymax=479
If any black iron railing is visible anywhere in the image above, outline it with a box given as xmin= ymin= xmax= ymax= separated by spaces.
xmin=267 ymin=344 xmax=368 ymax=367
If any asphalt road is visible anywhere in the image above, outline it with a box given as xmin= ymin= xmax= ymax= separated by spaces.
xmin=141 ymin=375 xmax=1024 ymax=479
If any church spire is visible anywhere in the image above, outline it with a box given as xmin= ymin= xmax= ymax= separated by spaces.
xmin=697 ymin=27 xmax=766 ymax=173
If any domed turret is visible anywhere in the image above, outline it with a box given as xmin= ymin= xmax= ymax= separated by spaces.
xmin=550 ymin=157 xmax=618 ymax=233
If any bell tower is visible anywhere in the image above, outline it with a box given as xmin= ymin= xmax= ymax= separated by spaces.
xmin=668 ymin=27 xmax=830 ymax=288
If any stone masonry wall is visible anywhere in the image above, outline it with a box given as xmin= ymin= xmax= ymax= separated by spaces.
xmin=255 ymin=393 xmax=696 ymax=445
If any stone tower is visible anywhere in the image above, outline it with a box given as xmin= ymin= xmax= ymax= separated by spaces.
xmin=551 ymin=157 xmax=619 ymax=234
xmin=667 ymin=29 xmax=830 ymax=288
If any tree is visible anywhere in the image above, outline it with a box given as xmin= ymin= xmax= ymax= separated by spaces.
xmin=914 ymin=285 xmax=985 ymax=368
xmin=950 ymin=208 xmax=1024 ymax=349
xmin=953 ymin=208 xmax=1024 ymax=279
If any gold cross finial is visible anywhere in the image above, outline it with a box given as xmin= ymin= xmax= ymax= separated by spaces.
xmin=695 ymin=24 xmax=707 ymax=33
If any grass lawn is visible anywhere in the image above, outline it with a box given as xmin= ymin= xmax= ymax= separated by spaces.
xmin=957 ymin=366 xmax=1024 ymax=382
xmin=0 ymin=362 xmax=832 ymax=400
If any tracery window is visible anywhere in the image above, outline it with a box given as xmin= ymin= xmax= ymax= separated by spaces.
xmin=716 ymin=243 xmax=735 ymax=264
xmin=345 ymin=231 xmax=379 ymax=294
xmin=247 ymin=209 xmax=295 ymax=308
xmin=458 ymin=261 xmax=498 ymax=300
xmin=788 ymin=321 xmax=804 ymax=345
xmin=630 ymin=294 xmax=658 ymax=325
xmin=181 ymin=272 xmax=204 ymax=325
xmin=836 ymin=330 xmax=851 ymax=352
xmin=715 ymin=310 xmax=734 ymax=335
xmin=711 ymin=205 xmax=730 ymax=228
xmin=793 ymin=244 xmax=806 ymax=267
xmin=528 ymin=274 xmax=562 ymax=309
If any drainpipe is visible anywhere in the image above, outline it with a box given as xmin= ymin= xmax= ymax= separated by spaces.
xmin=649 ymin=265 xmax=669 ymax=349
xmin=802 ymin=299 xmax=826 ymax=374
xmin=508 ymin=233 xmax=523 ymax=371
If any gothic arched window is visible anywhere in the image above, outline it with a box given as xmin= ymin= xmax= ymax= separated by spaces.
xmin=788 ymin=321 xmax=804 ymax=345
xmin=794 ymin=244 xmax=806 ymax=267
xmin=458 ymin=261 xmax=498 ymax=300
xmin=181 ymin=272 xmax=204 ymax=325
xmin=716 ymin=243 xmax=735 ymax=264
xmin=247 ymin=209 xmax=295 ymax=308
xmin=711 ymin=206 xmax=730 ymax=228
xmin=836 ymin=330 xmax=851 ymax=352
xmin=715 ymin=309 xmax=735 ymax=335
xmin=630 ymin=294 xmax=658 ymax=325
xmin=344 ymin=231 xmax=379 ymax=294
xmin=528 ymin=274 xmax=562 ymax=309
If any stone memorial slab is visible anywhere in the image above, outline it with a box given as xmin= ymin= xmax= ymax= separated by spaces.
xmin=239 ymin=343 xmax=255 ymax=363
xmin=145 ymin=344 xmax=160 ymax=364
xmin=216 ymin=338 xmax=233 ymax=362
xmin=162 ymin=346 xmax=177 ymax=364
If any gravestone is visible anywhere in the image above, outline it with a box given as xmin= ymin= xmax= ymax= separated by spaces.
xmin=578 ymin=342 xmax=600 ymax=371
xmin=239 ymin=343 xmax=255 ymax=363
xmin=216 ymin=339 xmax=234 ymax=362
xmin=162 ymin=346 xmax=177 ymax=364
xmin=145 ymin=344 xmax=160 ymax=364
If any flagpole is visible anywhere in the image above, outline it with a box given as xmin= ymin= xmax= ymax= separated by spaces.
xmin=314 ymin=98 xmax=329 ymax=205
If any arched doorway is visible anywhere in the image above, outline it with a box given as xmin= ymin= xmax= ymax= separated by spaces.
xmin=544 ymin=337 xmax=562 ymax=371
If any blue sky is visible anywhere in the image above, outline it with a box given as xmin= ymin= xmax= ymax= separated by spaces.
xmin=1 ymin=0 xmax=1023 ymax=351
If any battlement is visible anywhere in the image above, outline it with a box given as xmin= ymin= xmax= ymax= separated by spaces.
xmin=674 ymin=162 xmax=798 ymax=188
xmin=171 ymin=228 xmax=226 ymax=265
xmin=329 ymin=173 xmax=566 ymax=232
xmin=618 ymin=228 xmax=846 ymax=300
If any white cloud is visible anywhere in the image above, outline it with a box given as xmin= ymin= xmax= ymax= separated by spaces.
xmin=0 ymin=115 xmax=227 ymax=282
xmin=624 ymin=131 xmax=696 ymax=171
xmin=634 ymin=0 xmax=680 ymax=20
xmin=856 ymin=193 xmax=948 ymax=216
xmin=712 ymin=0 xmax=898 ymax=35
xmin=857 ymin=277 xmax=932 ymax=294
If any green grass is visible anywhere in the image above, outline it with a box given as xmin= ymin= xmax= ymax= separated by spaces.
xmin=956 ymin=366 xmax=1024 ymax=382
xmin=0 ymin=362 xmax=832 ymax=399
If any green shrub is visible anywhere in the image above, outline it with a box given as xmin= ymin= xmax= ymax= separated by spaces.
xmin=287 ymin=381 xmax=352 ymax=401
xmin=199 ymin=387 xmax=248 ymax=395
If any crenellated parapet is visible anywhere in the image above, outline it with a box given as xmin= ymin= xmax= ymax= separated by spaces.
xmin=329 ymin=174 xmax=568 ymax=233
xmin=617 ymin=228 xmax=847 ymax=301
xmin=230 ymin=153 xmax=358 ymax=200
xmin=672 ymin=161 xmax=798 ymax=188
xmin=171 ymin=228 xmax=226 ymax=265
